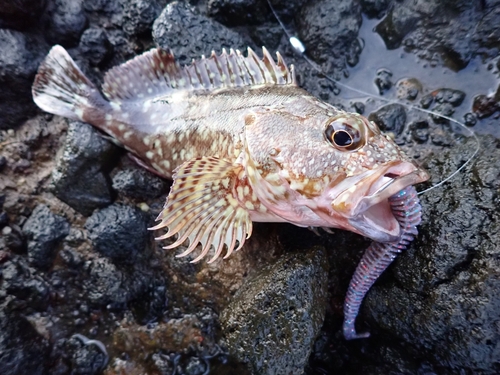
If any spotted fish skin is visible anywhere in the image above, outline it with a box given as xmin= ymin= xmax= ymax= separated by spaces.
xmin=32 ymin=45 xmax=429 ymax=265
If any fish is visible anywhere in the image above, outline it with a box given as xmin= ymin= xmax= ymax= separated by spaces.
xmin=32 ymin=45 xmax=429 ymax=339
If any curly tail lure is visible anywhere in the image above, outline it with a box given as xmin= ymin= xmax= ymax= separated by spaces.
xmin=343 ymin=186 xmax=422 ymax=339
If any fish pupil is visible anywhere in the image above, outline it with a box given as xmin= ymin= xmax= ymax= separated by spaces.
xmin=333 ymin=130 xmax=353 ymax=147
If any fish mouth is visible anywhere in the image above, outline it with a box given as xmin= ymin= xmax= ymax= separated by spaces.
xmin=331 ymin=162 xmax=429 ymax=242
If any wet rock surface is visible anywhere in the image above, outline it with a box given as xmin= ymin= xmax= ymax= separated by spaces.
xmin=112 ymin=164 xmax=168 ymax=200
xmin=0 ymin=310 xmax=50 ymax=375
xmin=85 ymin=204 xmax=148 ymax=262
xmin=152 ymin=1 xmax=250 ymax=66
xmin=22 ymin=204 xmax=70 ymax=270
xmin=362 ymin=135 xmax=500 ymax=374
xmin=0 ymin=29 xmax=48 ymax=129
xmin=374 ymin=0 xmax=500 ymax=70
xmin=0 ymin=0 xmax=499 ymax=374
xmin=221 ymin=247 xmax=329 ymax=375
xmin=52 ymin=121 xmax=120 ymax=216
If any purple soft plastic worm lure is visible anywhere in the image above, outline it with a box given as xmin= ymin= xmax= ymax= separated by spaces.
xmin=343 ymin=185 xmax=422 ymax=340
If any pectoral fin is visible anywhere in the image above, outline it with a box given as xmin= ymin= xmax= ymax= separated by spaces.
xmin=150 ymin=157 xmax=252 ymax=263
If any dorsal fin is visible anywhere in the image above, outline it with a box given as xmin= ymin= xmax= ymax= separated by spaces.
xmin=102 ymin=46 xmax=296 ymax=103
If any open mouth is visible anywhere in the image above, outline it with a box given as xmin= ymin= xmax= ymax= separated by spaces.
xmin=332 ymin=162 xmax=429 ymax=242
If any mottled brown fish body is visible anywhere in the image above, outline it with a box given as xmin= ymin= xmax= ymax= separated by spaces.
xmin=100 ymin=85 xmax=322 ymax=179
xmin=32 ymin=44 xmax=429 ymax=264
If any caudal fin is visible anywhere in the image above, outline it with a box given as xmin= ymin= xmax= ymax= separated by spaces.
xmin=32 ymin=45 xmax=104 ymax=121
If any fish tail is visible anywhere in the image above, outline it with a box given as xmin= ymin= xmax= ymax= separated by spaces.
xmin=32 ymin=45 xmax=107 ymax=122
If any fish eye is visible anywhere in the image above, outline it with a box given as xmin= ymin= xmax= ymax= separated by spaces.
xmin=324 ymin=117 xmax=364 ymax=151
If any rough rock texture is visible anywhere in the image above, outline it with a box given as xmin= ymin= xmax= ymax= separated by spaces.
xmin=1 ymin=256 xmax=51 ymax=311
xmin=85 ymin=204 xmax=148 ymax=261
xmin=78 ymin=28 xmax=113 ymax=67
xmin=0 ymin=0 xmax=47 ymax=30
xmin=368 ymin=104 xmax=407 ymax=137
xmin=112 ymin=165 xmax=169 ymax=200
xmin=221 ymin=247 xmax=329 ymax=375
xmin=42 ymin=0 xmax=88 ymax=47
xmin=374 ymin=0 xmax=500 ymax=70
xmin=0 ymin=29 xmax=48 ymax=129
xmin=22 ymin=204 xmax=70 ymax=269
xmin=364 ymin=135 xmax=500 ymax=374
xmin=0 ymin=311 xmax=50 ymax=375
xmin=120 ymin=0 xmax=165 ymax=37
xmin=296 ymin=0 xmax=363 ymax=74
xmin=152 ymin=1 xmax=250 ymax=66
xmin=1 ymin=0 xmax=500 ymax=374
xmin=52 ymin=121 xmax=120 ymax=216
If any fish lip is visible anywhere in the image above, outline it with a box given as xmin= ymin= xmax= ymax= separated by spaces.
xmin=331 ymin=162 xmax=429 ymax=242
xmin=354 ymin=163 xmax=429 ymax=216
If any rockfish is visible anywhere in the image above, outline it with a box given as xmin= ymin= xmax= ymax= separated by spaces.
xmin=32 ymin=45 xmax=429 ymax=339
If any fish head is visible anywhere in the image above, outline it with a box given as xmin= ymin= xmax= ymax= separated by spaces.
xmin=243 ymin=99 xmax=429 ymax=242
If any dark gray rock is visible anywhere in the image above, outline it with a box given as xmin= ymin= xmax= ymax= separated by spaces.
xmin=362 ymin=135 xmax=500 ymax=374
xmin=410 ymin=121 xmax=430 ymax=144
xmin=121 ymin=0 xmax=164 ymax=37
xmin=1 ymin=256 xmax=51 ymax=310
xmin=0 ymin=29 xmax=48 ymax=129
xmin=0 ymin=211 xmax=8 ymax=229
xmin=473 ymin=94 xmax=499 ymax=119
xmin=374 ymin=68 xmax=393 ymax=95
xmin=360 ymin=0 xmax=390 ymax=18
xmin=112 ymin=166 xmax=168 ymax=200
xmin=84 ymin=255 xmax=166 ymax=316
xmin=85 ymin=203 xmax=148 ymax=261
xmin=430 ymin=102 xmax=455 ymax=124
xmin=374 ymin=0 xmax=494 ymax=70
xmin=207 ymin=0 xmax=268 ymax=26
xmin=66 ymin=335 xmax=108 ymax=374
xmin=0 ymin=311 xmax=50 ymax=375
xmin=295 ymin=0 xmax=362 ymax=74
xmin=85 ymin=257 xmax=129 ymax=306
xmin=2 ymin=224 xmax=25 ymax=253
xmin=83 ymin=0 xmax=121 ymax=14
xmin=22 ymin=205 xmax=70 ymax=269
xmin=52 ymin=121 xmax=120 ymax=216
xmin=78 ymin=28 xmax=113 ymax=66
xmin=368 ymin=104 xmax=407 ymax=136
xmin=374 ymin=4 xmax=419 ymax=50
xmin=0 ymin=0 xmax=46 ymax=30
xmin=268 ymin=0 xmax=309 ymax=19
xmin=152 ymin=1 xmax=250 ymax=66
xmin=220 ymin=247 xmax=329 ymax=375
xmin=433 ymin=88 xmax=466 ymax=107
xmin=42 ymin=0 xmax=88 ymax=47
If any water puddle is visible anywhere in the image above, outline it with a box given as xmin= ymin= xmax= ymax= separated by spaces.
xmin=341 ymin=16 xmax=500 ymax=137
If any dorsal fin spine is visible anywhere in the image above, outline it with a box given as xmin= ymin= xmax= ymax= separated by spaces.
xmin=196 ymin=56 xmax=211 ymax=89
xmin=245 ymin=47 xmax=265 ymax=84
xmin=101 ymin=46 xmax=296 ymax=102
xmin=235 ymin=49 xmax=252 ymax=85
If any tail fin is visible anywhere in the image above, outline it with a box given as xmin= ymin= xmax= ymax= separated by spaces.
xmin=32 ymin=45 xmax=104 ymax=121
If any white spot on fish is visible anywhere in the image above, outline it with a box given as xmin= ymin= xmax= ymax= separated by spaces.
xmin=245 ymin=201 xmax=255 ymax=210
xmin=75 ymin=108 xmax=84 ymax=120
xmin=146 ymin=151 xmax=154 ymax=159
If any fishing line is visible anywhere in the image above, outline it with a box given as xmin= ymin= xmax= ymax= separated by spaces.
xmin=265 ymin=0 xmax=480 ymax=195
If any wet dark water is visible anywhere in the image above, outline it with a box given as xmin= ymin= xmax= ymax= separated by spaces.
xmin=341 ymin=16 xmax=500 ymax=137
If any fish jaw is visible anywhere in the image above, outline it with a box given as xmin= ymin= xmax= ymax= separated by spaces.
xmin=316 ymin=161 xmax=429 ymax=242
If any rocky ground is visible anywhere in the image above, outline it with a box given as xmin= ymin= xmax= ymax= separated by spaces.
xmin=1 ymin=0 xmax=500 ymax=374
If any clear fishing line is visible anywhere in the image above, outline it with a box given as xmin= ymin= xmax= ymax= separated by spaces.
xmin=266 ymin=0 xmax=480 ymax=195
